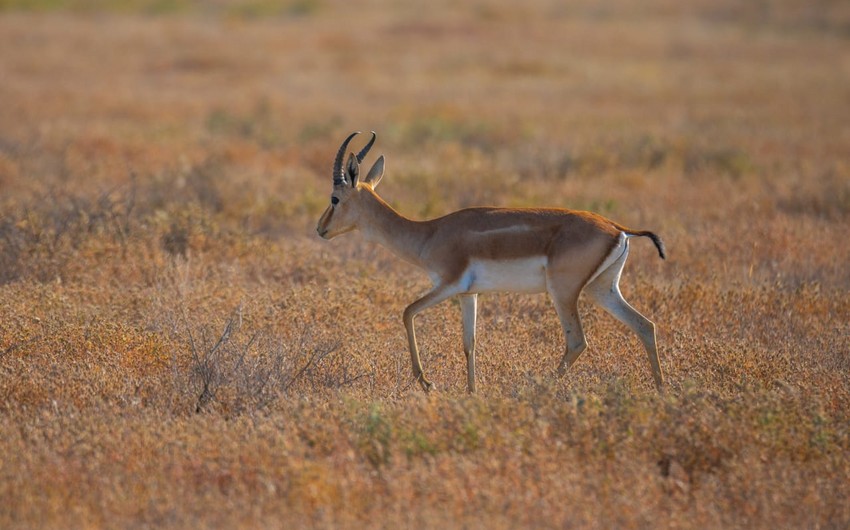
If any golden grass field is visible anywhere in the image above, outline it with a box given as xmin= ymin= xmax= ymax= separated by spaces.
xmin=1 ymin=0 xmax=849 ymax=528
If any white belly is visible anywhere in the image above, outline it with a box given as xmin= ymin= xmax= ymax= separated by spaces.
xmin=461 ymin=257 xmax=548 ymax=293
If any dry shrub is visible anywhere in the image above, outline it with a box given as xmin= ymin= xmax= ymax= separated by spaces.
xmin=179 ymin=306 xmax=342 ymax=415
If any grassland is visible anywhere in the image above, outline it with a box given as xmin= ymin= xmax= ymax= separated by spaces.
xmin=1 ymin=0 xmax=849 ymax=528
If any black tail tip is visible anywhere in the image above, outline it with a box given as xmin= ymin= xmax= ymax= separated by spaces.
xmin=650 ymin=233 xmax=667 ymax=260
xmin=633 ymin=230 xmax=666 ymax=260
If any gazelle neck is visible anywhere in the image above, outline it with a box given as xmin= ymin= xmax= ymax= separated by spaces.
xmin=358 ymin=189 xmax=431 ymax=268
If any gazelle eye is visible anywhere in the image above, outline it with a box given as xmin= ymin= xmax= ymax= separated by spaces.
xmin=331 ymin=196 xmax=339 ymax=205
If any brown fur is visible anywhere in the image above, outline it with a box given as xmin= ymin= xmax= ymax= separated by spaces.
xmin=317 ymin=140 xmax=665 ymax=392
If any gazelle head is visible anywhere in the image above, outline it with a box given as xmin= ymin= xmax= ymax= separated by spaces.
xmin=316 ymin=131 xmax=385 ymax=239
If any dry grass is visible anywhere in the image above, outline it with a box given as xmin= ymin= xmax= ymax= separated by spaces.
xmin=1 ymin=0 xmax=849 ymax=528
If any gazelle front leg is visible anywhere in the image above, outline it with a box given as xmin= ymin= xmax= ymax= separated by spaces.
xmin=403 ymin=282 xmax=462 ymax=392
xmin=460 ymin=294 xmax=478 ymax=393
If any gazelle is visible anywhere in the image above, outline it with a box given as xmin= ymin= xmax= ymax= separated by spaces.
xmin=317 ymin=131 xmax=666 ymax=393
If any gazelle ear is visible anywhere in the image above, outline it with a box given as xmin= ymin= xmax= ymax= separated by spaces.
xmin=364 ymin=155 xmax=385 ymax=188
xmin=346 ymin=153 xmax=359 ymax=187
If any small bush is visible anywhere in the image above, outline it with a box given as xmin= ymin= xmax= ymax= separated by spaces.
xmin=179 ymin=306 xmax=341 ymax=415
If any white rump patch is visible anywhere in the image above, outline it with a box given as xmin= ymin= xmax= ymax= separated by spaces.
xmin=584 ymin=232 xmax=629 ymax=287
xmin=461 ymin=256 xmax=548 ymax=294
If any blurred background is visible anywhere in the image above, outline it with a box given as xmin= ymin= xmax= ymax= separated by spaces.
xmin=2 ymin=0 xmax=848 ymax=282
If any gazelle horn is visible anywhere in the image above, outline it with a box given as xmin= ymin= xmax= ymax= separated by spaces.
xmin=356 ymin=131 xmax=377 ymax=163
xmin=333 ymin=131 xmax=359 ymax=186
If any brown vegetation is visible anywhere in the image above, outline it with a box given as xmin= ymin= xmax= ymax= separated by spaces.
xmin=1 ymin=0 xmax=848 ymax=528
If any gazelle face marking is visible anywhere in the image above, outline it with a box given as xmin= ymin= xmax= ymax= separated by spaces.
xmin=316 ymin=131 xmax=385 ymax=240
xmin=317 ymin=188 xmax=358 ymax=239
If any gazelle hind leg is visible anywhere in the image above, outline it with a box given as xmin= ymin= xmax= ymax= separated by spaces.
xmin=546 ymin=282 xmax=587 ymax=376
xmin=585 ymin=248 xmax=664 ymax=389
xmin=460 ymin=294 xmax=478 ymax=393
